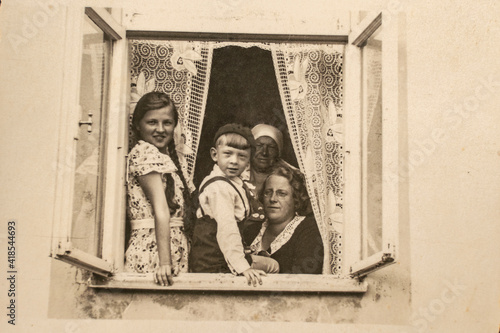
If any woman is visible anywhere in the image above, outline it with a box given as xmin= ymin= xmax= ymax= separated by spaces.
xmin=248 ymin=124 xmax=284 ymax=194
xmin=248 ymin=124 xmax=300 ymax=194
xmin=250 ymin=165 xmax=324 ymax=274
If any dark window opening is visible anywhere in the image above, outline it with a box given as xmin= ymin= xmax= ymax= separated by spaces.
xmin=194 ymin=46 xmax=298 ymax=187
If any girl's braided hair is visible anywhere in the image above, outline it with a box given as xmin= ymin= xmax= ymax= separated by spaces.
xmin=132 ymin=92 xmax=194 ymax=233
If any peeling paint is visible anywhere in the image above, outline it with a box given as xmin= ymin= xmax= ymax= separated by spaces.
xmin=47 ymin=240 xmax=409 ymax=324
xmin=48 ymin=259 xmax=410 ymax=324
xmin=76 ymin=287 xmax=133 ymax=319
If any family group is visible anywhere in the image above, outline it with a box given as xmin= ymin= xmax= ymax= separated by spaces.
xmin=125 ymin=92 xmax=323 ymax=286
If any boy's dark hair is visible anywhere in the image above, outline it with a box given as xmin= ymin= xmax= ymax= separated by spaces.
xmin=214 ymin=123 xmax=255 ymax=147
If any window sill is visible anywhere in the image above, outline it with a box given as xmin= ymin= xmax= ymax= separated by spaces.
xmin=89 ymin=272 xmax=368 ymax=293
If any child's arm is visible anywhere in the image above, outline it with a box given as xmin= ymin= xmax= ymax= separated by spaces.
xmin=138 ymin=173 xmax=174 ymax=286
xmin=242 ymin=268 xmax=267 ymax=286
xmin=201 ymin=183 xmax=251 ymax=274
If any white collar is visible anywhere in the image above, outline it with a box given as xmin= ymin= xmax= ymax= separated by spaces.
xmin=250 ymin=216 xmax=306 ymax=255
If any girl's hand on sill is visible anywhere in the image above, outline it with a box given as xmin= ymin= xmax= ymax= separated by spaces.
xmin=155 ymin=264 xmax=174 ymax=286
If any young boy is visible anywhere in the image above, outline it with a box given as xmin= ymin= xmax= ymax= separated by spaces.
xmin=190 ymin=123 xmax=279 ymax=285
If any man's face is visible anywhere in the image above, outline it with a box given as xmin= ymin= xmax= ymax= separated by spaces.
xmin=252 ymin=136 xmax=279 ymax=173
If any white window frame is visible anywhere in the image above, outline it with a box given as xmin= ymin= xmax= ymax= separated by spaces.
xmin=51 ymin=8 xmax=399 ymax=292
xmin=344 ymin=11 xmax=399 ymax=279
xmin=50 ymin=7 xmax=127 ymax=276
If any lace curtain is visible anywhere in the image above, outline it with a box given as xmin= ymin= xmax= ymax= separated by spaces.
xmin=129 ymin=40 xmax=213 ymax=189
xmin=129 ymin=40 xmax=344 ymax=275
xmin=271 ymin=44 xmax=345 ymax=275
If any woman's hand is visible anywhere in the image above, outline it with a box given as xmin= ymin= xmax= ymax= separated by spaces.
xmin=242 ymin=268 xmax=266 ymax=286
xmin=154 ymin=264 xmax=174 ymax=286
xmin=250 ymin=254 xmax=280 ymax=274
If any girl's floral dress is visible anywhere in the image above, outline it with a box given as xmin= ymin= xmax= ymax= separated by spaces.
xmin=124 ymin=140 xmax=189 ymax=274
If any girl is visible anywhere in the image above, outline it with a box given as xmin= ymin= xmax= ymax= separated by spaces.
xmin=125 ymin=92 xmax=190 ymax=286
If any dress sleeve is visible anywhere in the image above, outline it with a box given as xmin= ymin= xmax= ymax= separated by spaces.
xmin=290 ymin=217 xmax=324 ymax=274
xmin=129 ymin=141 xmax=177 ymax=177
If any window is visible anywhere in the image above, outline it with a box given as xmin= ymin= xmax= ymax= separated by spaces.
xmin=344 ymin=12 xmax=399 ymax=278
xmin=51 ymin=8 xmax=399 ymax=292
xmin=50 ymin=7 xmax=127 ymax=276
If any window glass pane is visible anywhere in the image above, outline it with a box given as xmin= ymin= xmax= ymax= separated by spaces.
xmin=362 ymin=27 xmax=382 ymax=257
xmin=71 ymin=16 xmax=110 ymax=256
xmin=358 ymin=11 xmax=369 ymax=24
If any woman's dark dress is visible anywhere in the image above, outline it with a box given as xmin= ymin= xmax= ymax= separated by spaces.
xmin=251 ymin=215 xmax=324 ymax=274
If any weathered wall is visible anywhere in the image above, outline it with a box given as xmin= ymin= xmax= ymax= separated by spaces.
xmin=0 ymin=1 xmax=66 ymax=330
xmin=47 ymin=262 xmax=410 ymax=324
xmin=0 ymin=0 xmax=499 ymax=332
xmin=405 ymin=2 xmax=500 ymax=332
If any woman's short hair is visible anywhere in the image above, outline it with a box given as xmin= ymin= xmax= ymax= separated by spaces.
xmin=261 ymin=164 xmax=311 ymax=216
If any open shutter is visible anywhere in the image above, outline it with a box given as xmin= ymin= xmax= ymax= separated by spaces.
xmin=346 ymin=11 xmax=399 ymax=279
xmin=51 ymin=8 xmax=126 ymax=277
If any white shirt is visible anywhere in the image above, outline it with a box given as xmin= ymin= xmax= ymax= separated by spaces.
xmin=196 ymin=165 xmax=250 ymax=274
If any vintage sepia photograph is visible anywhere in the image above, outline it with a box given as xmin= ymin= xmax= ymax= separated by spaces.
xmin=0 ymin=1 xmax=499 ymax=332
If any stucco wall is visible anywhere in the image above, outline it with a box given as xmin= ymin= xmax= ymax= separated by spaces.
xmin=0 ymin=0 xmax=499 ymax=332
xmin=47 ymin=262 xmax=410 ymax=324
xmin=0 ymin=1 xmax=66 ymax=330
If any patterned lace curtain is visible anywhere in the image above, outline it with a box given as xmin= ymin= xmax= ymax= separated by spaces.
xmin=271 ymin=44 xmax=345 ymax=275
xmin=129 ymin=40 xmax=213 ymax=189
